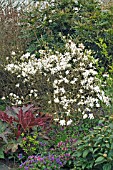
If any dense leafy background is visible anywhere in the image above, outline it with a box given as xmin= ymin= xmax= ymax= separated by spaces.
xmin=0 ymin=0 xmax=113 ymax=169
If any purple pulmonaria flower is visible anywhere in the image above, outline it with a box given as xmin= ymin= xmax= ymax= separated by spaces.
xmin=98 ymin=123 xmax=104 ymax=127
xmin=39 ymin=142 xmax=47 ymax=146
xmin=51 ymin=155 xmax=54 ymax=161
xmin=28 ymin=155 xmax=34 ymax=159
xmin=19 ymin=164 xmax=23 ymax=168
xmin=36 ymin=156 xmax=43 ymax=161
xmin=65 ymin=153 xmax=70 ymax=157
xmin=57 ymin=141 xmax=63 ymax=147
xmin=18 ymin=153 xmax=23 ymax=159
xmin=25 ymin=166 xmax=29 ymax=170
xmin=29 ymin=159 xmax=34 ymax=164
xmin=56 ymin=158 xmax=63 ymax=165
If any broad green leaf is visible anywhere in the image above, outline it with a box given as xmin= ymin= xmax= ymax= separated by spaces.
xmin=0 ymin=149 xmax=4 ymax=159
xmin=109 ymin=123 xmax=113 ymax=129
xmin=83 ymin=149 xmax=89 ymax=158
xmin=95 ymin=156 xmax=105 ymax=163
xmin=106 ymin=143 xmax=110 ymax=148
xmin=111 ymin=143 xmax=113 ymax=149
xmin=108 ymin=150 xmax=113 ymax=157
xmin=103 ymin=163 xmax=111 ymax=170
xmin=93 ymin=148 xmax=99 ymax=153
xmin=76 ymin=152 xmax=82 ymax=157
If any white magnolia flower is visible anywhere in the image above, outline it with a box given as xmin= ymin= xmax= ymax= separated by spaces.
xmin=1 ymin=96 xmax=5 ymax=100
xmin=30 ymin=90 xmax=34 ymax=93
xmin=9 ymin=93 xmax=13 ymax=96
xmin=22 ymin=71 xmax=26 ymax=77
xmin=21 ymin=52 xmax=30 ymax=59
xmin=83 ymin=114 xmax=88 ymax=119
xmin=54 ymin=88 xmax=59 ymax=94
xmin=63 ymin=77 xmax=69 ymax=83
xmin=89 ymin=102 xmax=94 ymax=108
xmin=17 ymin=75 xmax=21 ymax=78
xmin=67 ymin=119 xmax=72 ymax=126
xmin=59 ymin=120 xmax=66 ymax=126
xmin=65 ymin=70 xmax=69 ymax=75
xmin=79 ymin=89 xmax=83 ymax=93
xmin=85 ymin=108 xmax=91 ymax=112
xmin=96 ymin=103 xmax=100 ymax=107
xmin=18 ymin=100 xmax=22 ymax=105
xmin=93 ymin=86 xmax=100 ymax=92
xmin=48 ymin=100 xmax=51 ymax=104
xmin=15 ymin=83 xmax=20 ymax=87
xmin=11 ymin=51 xmax=16 ymax=55
xmin=59 ymin=87 xmax=65 ymax=94
xmin=54 ymin=118 xmax=59 ymax=122
xmin=66 ymin=110 xmax=71 ymax=116
xmin=49 ymin=19 xmax=52 ymax=23
xmin=89 ymin=113 xmax=94 ymax=119
xmin=34 ymin=93 xmax=38 ymax=97
xmin=54 ymin=97 xmax=59 ymax=103
xmin=54 ymin=79 xmax=58 ymax=84
xmin=78 ymin=43 xmax=85 ymax=49
xmin=103 ymin=74 xmax=109 ymax=78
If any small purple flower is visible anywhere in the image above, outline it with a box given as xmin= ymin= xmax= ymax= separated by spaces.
xmin=28 ymin=155 xmax=34 ymax=159
xmin=56 ymin=158 xmax=63 ymax=165
xmin=18 ymin=153 xmax=23 ymax=159
xmin=19 ymin=164 xmax=23 ymax=168
xmin=57 ymin=141 xmax=63 ymax=147
xmin=24 ymin=166 xmax=29 ymax=170
xmin=48 ymin=155 xmax=54 ymax=161
xmin=65 ymin=153 xmax=70 ymax=157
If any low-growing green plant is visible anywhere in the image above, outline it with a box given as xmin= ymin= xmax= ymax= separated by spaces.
xmin=73 ymin=116 xmax=113 ymax=170
xmin=18 ymin=117 xmax=101 ymax=169
xmin=0 ymin=120 xmax=12 ymax=159
xmin=20 ymin=132 xmax=39 ymax=156
xmin=47 ymin=117 xmax=100 ymax=147
xmin=19 ymin=137 xmax=77 ymax=170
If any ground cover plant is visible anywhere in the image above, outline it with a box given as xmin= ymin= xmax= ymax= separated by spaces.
xmin=0 ymin=0 xmax=113 ymax=169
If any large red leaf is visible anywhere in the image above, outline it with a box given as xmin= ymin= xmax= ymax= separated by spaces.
xmin=17 ymin=109 xmax=52 ymax=131
xmin=0 ymin=111 xmax=13 ymax=124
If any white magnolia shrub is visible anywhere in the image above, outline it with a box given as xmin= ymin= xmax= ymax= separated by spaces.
xmin=4 ymin=40 xmax=110 ymax=125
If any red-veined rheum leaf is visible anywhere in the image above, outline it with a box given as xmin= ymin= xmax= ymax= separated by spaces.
xmin=17 ymin=109 xmax=52 ymax=132
xmin=17 ymin=109 xmax=37 ymax=131
xmin=0 ymin=111 xmax=13 ymax=124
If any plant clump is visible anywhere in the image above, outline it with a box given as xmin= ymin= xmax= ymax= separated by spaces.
xmin=3 ymin=39 xmax=110 ymax=124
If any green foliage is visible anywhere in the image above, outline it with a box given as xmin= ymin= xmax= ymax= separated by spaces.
xmin=20 ymin=132 xmax=39 ymax=156
xmin=0 ymin=99 xmax=6 ymax=111
xmin=0 ymin=121 xmax=12 ymax=144
xmin=0 ymin=1 xmax=113 ymax=169
xmin=21 ymin=0 xmax=113 ymax=71
xmin=102 ymin=75 xmax=113 ymax=114
xmin=0 ymin=120 xmax=21 ymax=160
xmin=17 ymin=117 xmax=100 ymax=169
xmin=73 ymin=116 xmax=113 ymax=169
xmin=48 ymin=118 xmax=99 ymax=147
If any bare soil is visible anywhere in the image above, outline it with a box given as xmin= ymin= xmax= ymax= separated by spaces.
xmin=0 ymin=159 xmax=19 ymax=170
